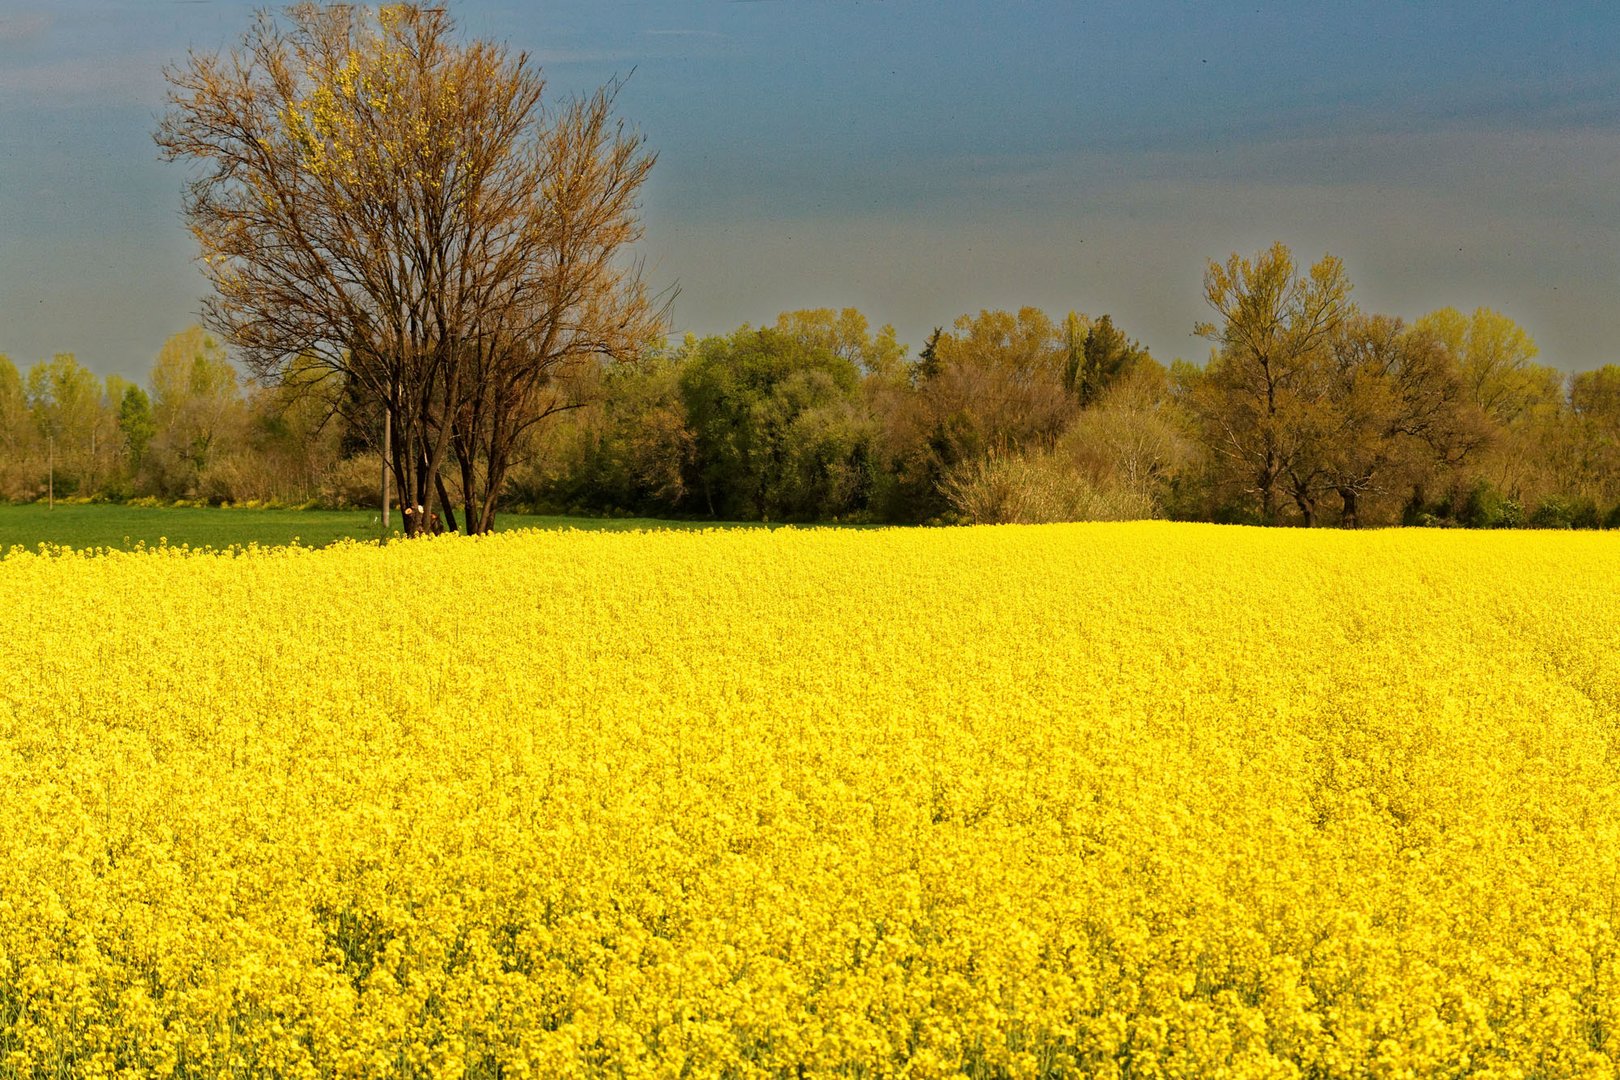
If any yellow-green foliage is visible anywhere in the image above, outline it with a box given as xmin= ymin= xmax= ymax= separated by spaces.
xmin=1 ymin=524 xmax=1618 ymax=1078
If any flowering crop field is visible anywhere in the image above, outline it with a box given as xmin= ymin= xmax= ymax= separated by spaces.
xmin=1 ymin=523 xmax=1618 ymax=1079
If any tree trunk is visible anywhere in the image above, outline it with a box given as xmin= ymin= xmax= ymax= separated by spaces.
xmin=435 ymin=472 xmax=459 ymax=533
xmin=389 ymin=406 xmax=421 ymax=537
xmin=1295 ymin=492 xmax=1316 ymax=528
xmin=476 ymin=435 xmax=512 ymax=536
xmin=1257 ymin=440 xmax=1279 ymax=525
xmin=1339 ymin=487 xmax=1360 ymax=529
xmin=458 ymin=444 xmax=478 ymax=538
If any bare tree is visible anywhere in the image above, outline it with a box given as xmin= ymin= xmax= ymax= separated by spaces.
xmin=448 ymin=88 xmax=661 ymax=534
xmin=156 ymin=3 xmax=659 ymax=535
xmin=1190 ymin=242 xmax=1352 ymax=524
xmin=1312 ymin=317 xmax=1486 ymax=527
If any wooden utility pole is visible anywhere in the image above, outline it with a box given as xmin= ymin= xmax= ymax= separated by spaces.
xmin=47 ymin=434 xmax=54 ymax=511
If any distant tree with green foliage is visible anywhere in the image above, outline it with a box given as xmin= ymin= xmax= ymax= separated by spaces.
xmin=117 ymin=386 xmax=156 ymax=472
xmin=147 ymin=327 xmax=245 ymax=496
xmin=1413 ymin=306 xmax=1559 ymax=428
xmin=26 ymin=353 xmax=107 ymax=498
xmin=0 ymin=356 xmax=35 ymax=500
xmin=912 ymin=328 xmax=944 ymax=385
xmin=1074 ymin=314 xmax=1152 ymax=407
xmin=679 ymin=327 xmax=874 ymax=521
xmin=772 ymin=308 xmax=907 ymax=381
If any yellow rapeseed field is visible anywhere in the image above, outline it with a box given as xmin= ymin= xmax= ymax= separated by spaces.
xmin=1 ymin=523 xmax=1618 ymax=1079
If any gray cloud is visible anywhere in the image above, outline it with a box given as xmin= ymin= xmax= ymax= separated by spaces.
xmin=0 ymin=12 xmax=51 ymax=48
xmin=531 ymin=47 xmax=639 ymax=66
xmin=0 ymin=49 xmax=172 ymax=105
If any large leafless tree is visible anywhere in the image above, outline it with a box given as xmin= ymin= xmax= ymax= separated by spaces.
xmin=156 ymin=3 xmax=660 ymax=535
xmin=1190 ymin=242 xmax=1352 ymax=524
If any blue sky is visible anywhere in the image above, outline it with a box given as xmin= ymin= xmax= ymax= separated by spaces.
xmin=2 ymin=1 xmax=1619 ymax=379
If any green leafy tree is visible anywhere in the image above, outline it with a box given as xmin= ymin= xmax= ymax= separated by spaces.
xmin=1564 ymin=365 xmax=1620 ymax=507
xmin=912 ymin=328 xmax=944 ymax=384
xmin=884 ymin=308 xmax=1079 ymax=522
xmin=1412 ymin=307 xmax=1560 ymax=428
xmin=116 ymin=385 xmax=156 ymax=472
xmin=0 ymin=356 xmax=36 ymax=499
xmin=933 ymin=306 xmax=1068 ymax=377
xmin=1412 ymin=307 xmax=1563 ymax=508
xmin=1058 ymin=358 xmax=1193 ymax=518
xmin=919 ymin=307 xmax=1078 ymax=459
xmin=679 ymin=327 xmax=873 ymax=521
xmin=1305 ymin=316 xmax=1483 ymax=528
xmin=1075 ymin=314 xmax=1151 ymax=407
xmin=515 ymin=349 xmax=695 ymax=516
xmin=26 ymin=353 xmax=106 ymax=499
xmin=773 ymin=308 xmax=906 ymax=381
xmin=148 ymin=327 xmax=246 ymax=497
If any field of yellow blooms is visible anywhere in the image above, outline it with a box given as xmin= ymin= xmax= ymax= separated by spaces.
xmin=1 ymin=523 xmax=1618 ymax=1078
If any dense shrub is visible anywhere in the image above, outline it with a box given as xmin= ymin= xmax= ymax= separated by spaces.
xmin=318 ymin=454 xmax=386 ymax=510
xmin=942 ymin=451 xmax=1155 ymax=524
xmin=1528 ymin=495 xmax=1600 ymax=529
xmin=1458 ymin=480 xmax=1523 ymax=529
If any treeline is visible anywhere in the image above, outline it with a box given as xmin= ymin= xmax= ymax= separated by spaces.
xmin=0 ymin=328 xmax=362 ymax=508
xmin=517 ymin=276 xmax=1620 ymax=529
xmin=6 ymin=243 xmax=1620 ymax=528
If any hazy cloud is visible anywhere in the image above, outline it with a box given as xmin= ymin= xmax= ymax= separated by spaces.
xmin=0 ymin=50 xmax=171 ymax=105
xmin=0 ymin=12 xmax=51 ymax=47
xmin=530 ymin=47 xmax=639 ymax=66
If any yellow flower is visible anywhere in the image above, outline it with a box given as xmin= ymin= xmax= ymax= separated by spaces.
xmin=0 ymin=523 xmax=1616 ymax=1076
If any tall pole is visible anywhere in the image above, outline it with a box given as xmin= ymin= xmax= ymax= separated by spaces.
xmin=47 ymin=433 xmax=54 ymax=511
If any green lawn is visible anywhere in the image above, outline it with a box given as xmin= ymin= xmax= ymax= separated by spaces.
xmin=0 ymin=503 xmax=773 ymax=554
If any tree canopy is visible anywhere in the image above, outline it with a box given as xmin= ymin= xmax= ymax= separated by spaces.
xmin=156 ymin=2 xmax=659 ymax=534
xmin=1189 ymin=242 xmax=1354 ymax=523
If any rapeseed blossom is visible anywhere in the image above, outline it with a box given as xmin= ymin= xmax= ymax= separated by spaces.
xmin=0 ymin=523 xmax=1616 ymax=1078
